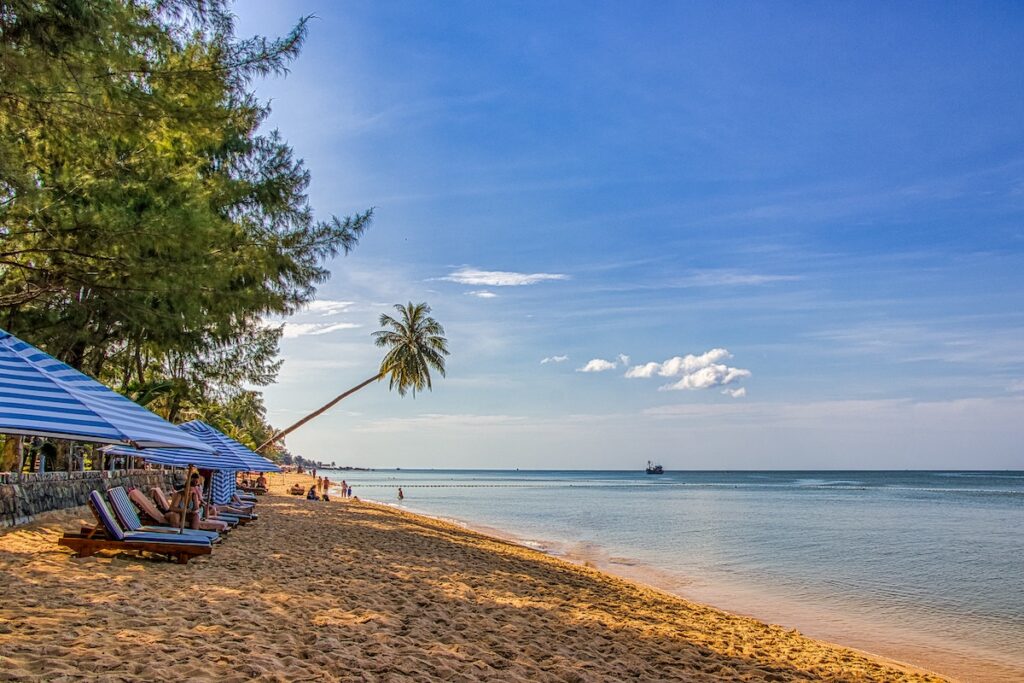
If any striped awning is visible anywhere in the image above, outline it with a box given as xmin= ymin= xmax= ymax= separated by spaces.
xmin=0 ymin=329 xmax=212 ymax=451
xmin=179 ymin=420 xmax=281 ymax=472
xmin=102 ymin=442 xmax=249 ymax=471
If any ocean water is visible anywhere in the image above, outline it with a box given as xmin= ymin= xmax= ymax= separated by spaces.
xmin=320 ymin=469 xmax=1024 ymax=681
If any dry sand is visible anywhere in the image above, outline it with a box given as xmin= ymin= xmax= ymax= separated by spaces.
xmin=0 ymin=472 xmax=948 ymax=682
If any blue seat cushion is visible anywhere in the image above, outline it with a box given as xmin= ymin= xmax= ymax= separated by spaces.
xmin=122 ymin=531 xmax=212 ymax=546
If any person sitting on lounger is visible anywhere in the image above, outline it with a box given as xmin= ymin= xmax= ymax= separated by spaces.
xmin=289 ymin=483 xmax=305 ymax=495
xmin=256 ymin=473 xmax=268 ymax=491
xmin=167 ymin=484 xmax=203 ymax=529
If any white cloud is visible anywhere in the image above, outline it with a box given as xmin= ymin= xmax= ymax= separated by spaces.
xmin=577 ymin=353 xmax=635 ymax=373
xmin=468 ymin=290 xmax=498 ymax=298
xmin=303 ymin=299 xmax=356 ymax=316
xmin=281 ymin=322 xmax=362 ymax=338
xmin=442 ymin=267 xmax=569 ymax=287
xmin=625 ymin=349 xmax=731 ymax=378
xmin=722 ymin=387 xmax=747 ymax=398
xmin=626 ymin=348 xmax=750 ymax=392
xmin=577 ymin=358 xmax=618 ymax=373
xmin=541 ymin=355 xmax=569 ymax=364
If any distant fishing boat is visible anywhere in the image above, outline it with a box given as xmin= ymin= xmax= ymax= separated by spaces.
xmin=645 ymin=460 xmax=664 ymax=475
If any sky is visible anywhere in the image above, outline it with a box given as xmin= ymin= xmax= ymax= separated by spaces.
xmin=233 ymin=1 xmax=1024 ymax=470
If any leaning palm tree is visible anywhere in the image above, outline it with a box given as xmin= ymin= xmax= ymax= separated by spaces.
xmin=257 ymin=302 xmax=449 ymax=452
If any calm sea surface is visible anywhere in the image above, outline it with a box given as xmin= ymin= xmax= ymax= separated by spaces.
xmin=319 ymin=469 xmax=1024 ymax=681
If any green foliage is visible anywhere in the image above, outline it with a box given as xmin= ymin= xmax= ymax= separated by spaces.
xmin=0 ymin=1 xmax=372 ymax=452
xmin=374 ymin=302 xmax=450 ymax=397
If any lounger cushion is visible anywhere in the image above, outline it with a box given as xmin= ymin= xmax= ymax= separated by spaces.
xmin=122 ymin=530 xmax=212 ymax=546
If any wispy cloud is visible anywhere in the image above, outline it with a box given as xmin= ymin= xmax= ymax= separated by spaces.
xmin=577 ymin=358 xmax=618 ymax=373
xmin=541 ymin=355 xmax=569 ymax=364
xmin=722 ymin=387 xmax=747 ymax=398
xmin=353 ymin=413 xmax=529 ymax=433
xmin=468 ymin=290 xmax=498 ymax=298
xmin=810 ymin=319 xmax=1024 ymax=367
xmin=281 ymin=322 xmax=362 ymax=338
xmin=626 ymin=348 xmax=751 ymax=392
xmin=676 ymin=270 xmax=802 ymax=287
xmin=303 ymin=299 xmax=356 ymax=316
xmin=577 ymin=354 xmax=630 ymax=373
xmin=442 ymin=267 xmax=569 ymax=287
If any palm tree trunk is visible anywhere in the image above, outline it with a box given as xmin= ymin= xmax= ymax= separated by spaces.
xmin=257 ymin=373 xmax=382 ymax=453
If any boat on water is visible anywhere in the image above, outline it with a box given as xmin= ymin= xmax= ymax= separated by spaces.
xmin=645 ymin=460 xmax=664 ymax=475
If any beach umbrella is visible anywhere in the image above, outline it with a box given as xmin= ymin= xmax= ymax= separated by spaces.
xmin=103 ymin=437 xmax=252 ymax=505
xmin=0 ymin=329 xmax=212 ymax=452
xmin=102 ymin=443 xmax=250 ymax=472
xmin=178 ymin=420 xmax=281 ymax=473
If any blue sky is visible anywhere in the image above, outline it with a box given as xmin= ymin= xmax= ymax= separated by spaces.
xmin=234 ymin=1 xmax=1024 ymax=469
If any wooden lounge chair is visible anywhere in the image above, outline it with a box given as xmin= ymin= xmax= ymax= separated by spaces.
xmin=105 ymin=486 xmax=220 ymax=542
xmin=58 ymin=491 xmax=212 ymax=564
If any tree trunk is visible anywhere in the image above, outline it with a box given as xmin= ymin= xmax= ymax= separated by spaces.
xmin=0 ymin=436 xmax=23 ymax=473
xmin=257 ymin=373 xmax=382 ymax=453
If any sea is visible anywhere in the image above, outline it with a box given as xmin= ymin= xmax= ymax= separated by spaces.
xmin=318 ymin=469 xmax=1024 ymax=682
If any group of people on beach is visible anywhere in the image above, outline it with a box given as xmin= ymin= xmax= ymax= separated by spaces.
xmin=304 ymin=476 xmax=352 ymax=502
xmin=238 ymin=473 xmax=268 ymax=493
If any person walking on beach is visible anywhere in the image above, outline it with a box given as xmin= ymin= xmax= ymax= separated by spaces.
xmin=323 ymin=476 xmax=331 ymax=494
xmin=340 ymin=480 xmax=347 ymax=498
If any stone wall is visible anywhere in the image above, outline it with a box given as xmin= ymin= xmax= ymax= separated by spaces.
xmin=0 ymin=470 xmax=179 ymax=528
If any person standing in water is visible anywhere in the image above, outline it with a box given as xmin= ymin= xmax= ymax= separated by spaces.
xmin=398 ymin=487 xmax=404 ymax=501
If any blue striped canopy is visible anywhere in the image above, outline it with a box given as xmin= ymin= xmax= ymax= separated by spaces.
xmin=0 ymin=329 xmax=212 ymax=451
xmin=179 ymin=420 xmax=281 ymax=472
xmin=102 ymin=442 xmax=249 ymax=471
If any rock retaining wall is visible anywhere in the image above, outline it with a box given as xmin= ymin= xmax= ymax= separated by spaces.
xmin=0 ymin=470 xmax=179 ymax=527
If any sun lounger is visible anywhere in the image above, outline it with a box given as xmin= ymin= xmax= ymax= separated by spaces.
xmin=58 ymin=491 xmax=212 ymax=564
xmin=105 ymin=486 xmax=220 ymax=542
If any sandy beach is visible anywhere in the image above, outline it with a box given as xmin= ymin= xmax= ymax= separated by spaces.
xmin=0 ymin=473 xmax=947 ymax=682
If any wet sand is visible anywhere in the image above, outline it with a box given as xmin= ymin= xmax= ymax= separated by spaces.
xmin=0 ymin=473 xmax=947 ymax=681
